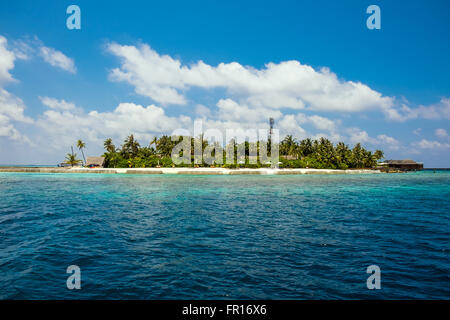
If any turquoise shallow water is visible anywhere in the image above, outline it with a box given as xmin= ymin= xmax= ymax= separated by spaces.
xmin=0 ymin=171 xmax=449 ymax=299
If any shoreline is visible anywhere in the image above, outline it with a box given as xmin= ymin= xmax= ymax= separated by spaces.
xmin=0 ymin=167 xmax=382 ymax=175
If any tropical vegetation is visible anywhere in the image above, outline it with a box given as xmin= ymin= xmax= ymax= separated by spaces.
xmin=100 ymin=134 xmax=384 ymax=169
xmin=76 ymin=139 xmax=87 ymax=165
xmin=64 ymin=149 xmax=82 ymax=167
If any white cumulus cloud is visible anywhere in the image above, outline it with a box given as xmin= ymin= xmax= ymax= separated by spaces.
xmin=385 ymin=98 xmax=450 ymax=122
xmin=435 ymin=128 xmax=448 ymax=139
xmin=39 ymin=46 xmax=76 ymax=73
xmin=36 ymin=99 xmax=191 ymax=150
xmin=106 ymin=42 xmax=394 ymax=113
xmin=0 ymin=36 xmax=32 ymax=142
xmin=39 ymin=96 xmax=78 ymax=111
xmin=0 ymin=36 xmax=17 ymax=84
xmin=414 ymin=139 xmax=450 ymax=149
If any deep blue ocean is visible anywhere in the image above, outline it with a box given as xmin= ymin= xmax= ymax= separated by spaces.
xmin=0 ymin=171 xmax=448 ymax=299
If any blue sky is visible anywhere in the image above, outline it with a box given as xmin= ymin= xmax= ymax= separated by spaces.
xmin=0 ymin=0 xmax=449 ymax=166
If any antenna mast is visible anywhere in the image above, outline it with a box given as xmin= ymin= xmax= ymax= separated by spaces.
xmin=269 ymin=117 xmax=274 ymax=140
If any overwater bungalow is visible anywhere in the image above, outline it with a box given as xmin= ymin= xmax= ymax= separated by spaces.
xmin=380 ymin=159 xmax=424 ymax=171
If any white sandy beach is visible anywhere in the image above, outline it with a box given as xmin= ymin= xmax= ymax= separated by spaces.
xmin=0 ymin=167 xmax=381 ymax=175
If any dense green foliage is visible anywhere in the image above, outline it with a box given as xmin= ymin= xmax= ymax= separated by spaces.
xmin=278 ymin=136 xmax=384 ymax=169
xmin=76 ymin=139 xmax=86 ymax=165
xmin=64 ymin=153 xmax=82 ymax=167
xmin=101 ymin=134 xmax=384 ymax=169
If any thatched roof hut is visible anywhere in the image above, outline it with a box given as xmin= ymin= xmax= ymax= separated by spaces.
xmin=85 ymin=156 xmax=105 ymax=168
xmin=381 ymin=159 xmax=423 ymax=171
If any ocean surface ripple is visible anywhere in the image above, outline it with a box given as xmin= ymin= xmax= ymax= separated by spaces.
xmin=0 ymin=171 xmax=449 ymax=299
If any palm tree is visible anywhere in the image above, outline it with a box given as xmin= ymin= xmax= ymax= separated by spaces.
xmin=65 ymin=147 xmax=82 ymax=167
xmin=336 ymin=142 xmax=351 ymax=166
xmin=280 ymin=135 xmax=298 ymax=156
xmin=104 ymin=138 xmax=116 ymax=153
xmin=121 ymin=134 xmax=140 ymax=159
xmin=150 ymin=136 xmax=158 ymax=148
xmin=351 ymin=143 xmax=365 ymax=168
xmin=299 ymin=138 xmax=314 ymax=157
xmin=374 ymin=150 xmax=384 ymax=161
xmin=149 ymin=136 xmax=159 ymax=155
xmin=316 ymin=138 xmax=336 ymax=166
xmin=76 ymin=139 xmax=86 ymax=165
xmin=156 ymin=135 xmax=175 ymax=158
xmin=362 ymin=150 xmax=372 ymax=168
